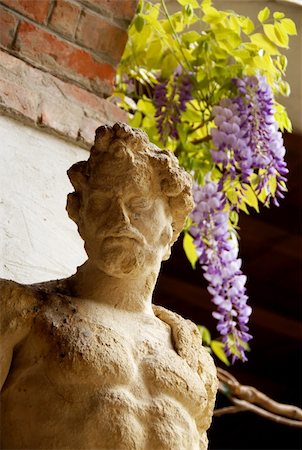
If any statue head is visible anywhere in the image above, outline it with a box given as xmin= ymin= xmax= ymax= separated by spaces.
xmin=66 ymin=123 xmax=194 ymax=278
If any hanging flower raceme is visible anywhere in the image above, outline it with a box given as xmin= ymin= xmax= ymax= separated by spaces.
xmin=210 ymin=75 xmax=288 ymax=206
xmin=190 ymin=180 xmax=252 ymax=363
xmin=154 ymin=66 xmax=193 ymax=145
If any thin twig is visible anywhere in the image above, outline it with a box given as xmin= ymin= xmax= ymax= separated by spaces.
xmin=214 ymin=405 xmax=245 ymax=417
xmin=215 ymin=367 xmax=302 ymax=427
xmin=230 ymin=398 xmax=302 ymax=429
xmin=232 ymin=384 xmax=302 ymax=421
xmin=217 ymin=368 xmax=239 ymax=386
xmin=192 ymin=135 xmax=212 ymax=145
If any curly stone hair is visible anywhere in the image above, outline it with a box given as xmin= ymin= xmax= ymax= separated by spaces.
xmin=66 ymin=122 xmax=194 ymax=245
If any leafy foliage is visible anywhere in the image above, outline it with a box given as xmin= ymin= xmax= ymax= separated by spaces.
xmin=113 ymin=0 xmax=295 ymax=362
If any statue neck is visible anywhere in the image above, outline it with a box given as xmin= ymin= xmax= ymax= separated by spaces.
xmin=67 ymin=260 xmax=161 ymax=314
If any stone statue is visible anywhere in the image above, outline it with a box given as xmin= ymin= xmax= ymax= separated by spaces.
xmin=0 ymin=123 xmax=218 ymax=450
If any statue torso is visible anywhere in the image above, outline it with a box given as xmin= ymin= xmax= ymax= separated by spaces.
xmin=1 ymin=289 xmax=208 ymax=450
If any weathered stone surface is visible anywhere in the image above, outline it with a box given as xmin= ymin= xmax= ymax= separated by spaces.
xmin=0 ymin=123 xmax=218 ymax=449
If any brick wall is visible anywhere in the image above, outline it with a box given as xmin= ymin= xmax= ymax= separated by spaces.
xmin=0 ymin=0 xmax=138 ymax=147
xmin=0 ymin=0 xmax=137 ymax=96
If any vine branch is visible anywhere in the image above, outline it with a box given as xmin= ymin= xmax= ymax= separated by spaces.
xmin=215 ymin=368 xmax=302 ymax=428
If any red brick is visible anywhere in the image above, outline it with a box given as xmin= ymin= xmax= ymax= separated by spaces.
xmin=0 ymin=7 xmax=18 ymax=48
xmin=15 ymin=21 xmax=116 ymax=95
xmin=38 ymin=98 xmax=80 ymax=139
xmin=60 ymin=82 xmax=107 ymax=110
xmin=101 ymin=99 xmax=126 ymax=123
xmin=1 ymin=0 xmax=50 ymax=24
xmin=78 ymin=115 xmax=103 ymax=144
xmin=76 ymin=10 xmax=128 ymax=61
xmin=49 ymin=0 xmax=81 ymax=39
xmin=0 ymin=49 xmax=126 ymax=147
xmin=60 ymin=82 xmax=127 ymax=120
xmin=84 ymin=0 xmax=138 ymax=22
xmin=0 ymin=77 xmax=38 ymax=122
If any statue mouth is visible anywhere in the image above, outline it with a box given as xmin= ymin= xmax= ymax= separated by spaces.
xmin=103 ymin=232 xmax=143 ymax=244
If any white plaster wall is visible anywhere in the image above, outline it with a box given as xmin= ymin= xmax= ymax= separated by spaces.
xmin=0 ymin=115 xmax=87 ymax=284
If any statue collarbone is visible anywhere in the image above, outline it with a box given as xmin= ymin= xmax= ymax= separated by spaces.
xmin=1 ymin=123 xmax=217 ymax=450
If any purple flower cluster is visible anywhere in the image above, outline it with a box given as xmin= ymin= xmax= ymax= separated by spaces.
xmin=190 ymin=180 xmax=252 ymax=363
xmin=211 ymin=75 xmax=288 ymax=206
xmin=121 ymin=73 xmax=136 ymax=95
xmin=154 ymin=66 xmax=193 ymax=144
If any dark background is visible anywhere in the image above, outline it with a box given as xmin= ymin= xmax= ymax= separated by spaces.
xmin=154 ymin=133 xmax=302 ymax=449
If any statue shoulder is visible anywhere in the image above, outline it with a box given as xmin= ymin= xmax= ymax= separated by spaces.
xmin=153 ymin=305 xmax=217 ymax=375
xmin=153 ymin=304 xmax=218 ymax=428
xmin=0 ymin=279 xmax=41 ymax=389
xmin=0 ymin=279 xmax=39 ymax=336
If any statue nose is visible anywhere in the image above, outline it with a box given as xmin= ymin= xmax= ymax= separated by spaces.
xmin=111 ymin=199 xmax=130 ymax=225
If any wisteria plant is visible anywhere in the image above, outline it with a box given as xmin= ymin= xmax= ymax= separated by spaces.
xmin=113 ymin=0 xmax=296 ymax=364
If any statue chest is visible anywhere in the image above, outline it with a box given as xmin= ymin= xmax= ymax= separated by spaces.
xmin=11 ymin=297 xmax=206 ymax=407
xmin=1 ymin=297 xmax=207 ymax=449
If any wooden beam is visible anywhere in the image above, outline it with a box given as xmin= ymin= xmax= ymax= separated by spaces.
xmin=157 ymin=275 xmax=301 ymax=341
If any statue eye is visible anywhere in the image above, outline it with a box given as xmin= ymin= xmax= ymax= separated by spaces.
xmin=129 ymin=198 xmax=151 ymax=211
xmin=87 ymin=196 xmax=110 ymax=214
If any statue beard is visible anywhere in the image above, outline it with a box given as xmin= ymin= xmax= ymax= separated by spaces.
xmin=91 ymin=237 xmax=158 ymax=278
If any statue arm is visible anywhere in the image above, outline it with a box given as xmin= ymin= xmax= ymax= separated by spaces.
xmin=0 ymin=279 xmax=36 ymax=389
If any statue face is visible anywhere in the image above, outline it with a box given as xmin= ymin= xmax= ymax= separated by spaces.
xmin=79 ymin=170 xmax=173 ymax=278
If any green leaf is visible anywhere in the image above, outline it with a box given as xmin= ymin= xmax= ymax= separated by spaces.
xmin=232 ymin=48 xmax=251 ymax=63
xmin=211 ymin=340 xmax=230 ymax=366
xmin=238 ymin=200 xmax=249 ymax=214
xmin=257 ymin=185 xmax=268 ymax=204
xmin=184 ymin=4 xmax=194 ymax=18
xmin=274 ymin=22 xmax=289 ymax=48
xmin=183 ymin=232 xmax=198 ymax=269
xmin=130 ymin=111 xmax=142 ymax=128
xmin=161 ymin=53 xmax=178 ymax=78
xmin=146 ymin=40 xmax=163 ymax=67
xmin=274 ymin=54 xmax=288 ymax=74
xmin=134 ymin=14 xmax=145 ymax=32
xmin=213 ymin=28 xmax=242 ymax=49
xmin=243 ymin=185 xmax=259 ymax=212
xmin=253 ymin=53 xmax=278 ymax=77
xmin=273 ymin=11 xmax=285 ymax=20
xmin=181 ymin=104 xmax=202 ymax=122
xmin=170 ymin=11 xmax=185 ymax=32
xmin=258 ymin=6 xmax=270 ymax=23
xmin=202 ymin=0 xmax=212 ymax=8
xmin=274 ymin=102 xmax=292 ymax=132
xmin=229 ymin=15 xmax=241 ymax=36
xmin=263 ymin=24 xmax=288 ymax=48
xmin=241 ymin=17 xmax=254 ymax=35
xmin=279 ymin=55 xmax=288 ymax=72
xmin=142 ymin=115 xmax=156 ymax=128
xmin=284 ymin=115 xmax=292 ymax=132
xmin=202 ymin=6 xmax=224 ymax=24
xmin=250 ymin=33 xmax=280 ymax=55
xmin=181 ymin=30 xmax=200 ymax=45
xmin=197 ymin=325 xmax=212 ymax=346
xmin=280 ymin=18 xmax=297 ymax=35
xmin=177 ymin=126 xmax=188 ymax=146
xmin=177 ymin=0 xmax=199 ymax=8
xmin=279 ymin=80 xmax=291 ymax=96
xmin=230 ymin=210 xmax=239 ymax=227
xmin=268 ymin=176 xmax=277 ymax=197
xmin=137 ymin=98 xmax=155 ymax=116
